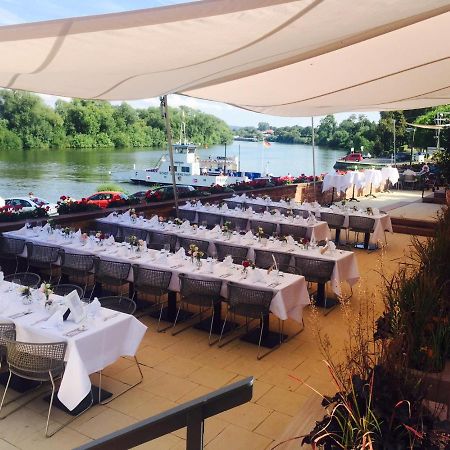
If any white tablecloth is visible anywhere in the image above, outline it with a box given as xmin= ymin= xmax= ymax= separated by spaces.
xmin=0 ymin=283 xmax=147 ymax=411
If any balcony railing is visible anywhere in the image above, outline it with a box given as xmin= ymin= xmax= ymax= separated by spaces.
xmin=74 ymin=376 xmax=254 ymax=450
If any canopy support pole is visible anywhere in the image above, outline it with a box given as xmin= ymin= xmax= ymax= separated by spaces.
xmin=311 ymin=116 xmax=316 ymax=201
xmin=160 ymin=95 xmax=179 ymax=218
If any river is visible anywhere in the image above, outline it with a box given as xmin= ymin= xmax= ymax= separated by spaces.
xmin=0 ymin=141 xmax=346 ymax=202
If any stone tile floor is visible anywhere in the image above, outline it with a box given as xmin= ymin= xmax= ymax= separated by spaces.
xmin=0 ymin=232 xmax=425 ymax=449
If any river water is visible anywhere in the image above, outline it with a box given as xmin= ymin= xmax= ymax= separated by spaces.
xmin=0 ymin=141 xmax=346 ymax=202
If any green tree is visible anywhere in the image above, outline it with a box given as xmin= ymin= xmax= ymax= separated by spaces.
xmin=257 ymin=121 xmax=270 ymax=131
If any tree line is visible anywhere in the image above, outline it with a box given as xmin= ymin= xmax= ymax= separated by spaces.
xmin=0 ymin=90 xmax=234 ymax=150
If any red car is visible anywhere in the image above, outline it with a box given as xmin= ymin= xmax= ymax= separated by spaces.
xmin=85 ymin=191 xmax=128 ymax=208
xmin=342 ymin=152 xmax=363 ymax=162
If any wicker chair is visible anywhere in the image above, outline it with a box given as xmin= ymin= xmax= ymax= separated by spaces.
xmin=0 ymin=236 xmax=26 ymax=274
xmin=225 ymin=201 xmax=240 ymax=210
xmin=320 ymin=212 xmax=347 ymax=245
xmin=292 ymin=209 xmax=310 ymax=219
xmin=59 ymin=252 xmax=95 ymax=297
xmin=4 ymin=272 xmax=41 ymax=288
xmin=197 ymin=212 xmax=221 ymax=229
xmin=148 ymin=231 xmax=177 ymax=252
xmin=97 ymin=296 xmax=143 ymax=404
xmin=222 ymin=216 xmax=249 ymax=232
xmin=25 ymin=243 xmax=60 ymax=281
xmin=218 ymin=283 xmax=276 ymax=359
xmin=294 ymin=256 xmax=336 ymax=314
xmin=95 ymin=222 xmax=121 ymax=241
xmin=52 ymin=284 xmax=84 ymax=299
xmin=279 ymin=223 xmax=307 ymax=241
xmin=93 ymin=259 xmax=131 ymax=296
xmin=215 ymin=243 xmax=248 ymax=264
xmin=178 ymin=209 xmax=197 ymax=223
xmin=348 ymin=216 xmax=376 ymax=250
xmin=121 ymin=226 xmax=148 ymax=243
xmin=178 ymin=237 xmax=209 ymax=257
xmin=0 ymin=323 xmax=15 ymax=370
xmin=132 ymin=265 xmax=172 ymax=329
xmin=172 ymin=274 xmax=222 ymax=344
xmin=250 ymin=220 xmax=277 ymax=237
xmin=270 ymin=207 xmax=288 ymax=216
xmin=254 ymin=249 xmax=291 ymax=270
xmin=0 ymin=340 xmax=70 ymax=437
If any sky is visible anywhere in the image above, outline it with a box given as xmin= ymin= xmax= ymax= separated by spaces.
xmin=0 ymin=0 xmax=380 ymax=128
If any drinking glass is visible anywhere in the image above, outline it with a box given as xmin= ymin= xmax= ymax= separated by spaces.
xmin=164 ymin=243 xmax=171 ymax=253
xmin=201 ymin=221 xmax=207 ymax=229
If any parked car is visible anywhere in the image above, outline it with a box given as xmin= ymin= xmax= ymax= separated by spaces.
xmin=395 ymin=152 xmax=411 ymax=162
xmin=85 ymin=191 xmax=128 ymax=208
xmin=147 ymin=185 xmax=210 ymax=201
xmin=342 ymin=152 xmax=363 ymax=162
xmin=4 ymin=196 xmax=58 ymax=216
xmin=128 ymin=191 xmax=148 ymax=201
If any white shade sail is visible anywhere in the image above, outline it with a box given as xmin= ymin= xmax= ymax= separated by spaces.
xmin=0 ymin=0 xmax=449 ymax=116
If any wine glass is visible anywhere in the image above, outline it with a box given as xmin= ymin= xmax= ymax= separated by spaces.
xmin=164 ymin=243 xmax=171 ymax=254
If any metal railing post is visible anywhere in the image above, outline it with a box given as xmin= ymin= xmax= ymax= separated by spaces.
xmin=186 ymin=407 xmax=204 ymax=450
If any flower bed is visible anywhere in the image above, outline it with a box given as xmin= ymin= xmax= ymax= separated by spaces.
xmin=0 ymin=205 xmax=49 ymax=222
xmin=56 ymin=196 xmax=101 ymax=215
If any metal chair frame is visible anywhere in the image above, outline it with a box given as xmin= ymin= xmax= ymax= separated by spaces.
xmin=178 ymin=209 xmax=197 ymax=223
xmin=250 ymin=220 xmax=277 ymax=237
xmin=25 ymin=243 xmax=60 ymax=282
xmin=52 ymin=284 xmax=84 ymax=299
xmin=254 ymin=249 xmax=292 ymax=270
xmin=93 ymin=259 xmax=131 ymax=296
xmin=279 ymin=223 xmax=308 ymax=241
xmin=0 ymin=236 xmax=26 ymax=274
xmin=348 ymin=216 xmax=376 ymax=250
xmin=222 ymin=216 xmax=249 ymax=232
xmin=121 ymin=226 xmax=148 ymax=243
xmin=172 ymin=274 xmax=222 ymax=345
xmin=148 ymin=231 xmax=177 ymax=252
xmin=214 ymin=243 xmax=248 ymax=264
xmin=4 ymin=272 xmax=41 ymax=288
xmin=320 ymin=212 xmax=348 ymax=245
xmin=58 ymin=252 xmax=96 ymax=298
xmin=197 ymin=212 xmax=221 ymax=229
xmin=178 ymin=237 xmax=209 ymax=257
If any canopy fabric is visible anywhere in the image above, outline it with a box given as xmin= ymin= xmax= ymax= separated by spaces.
xmin=0 ymin=0 xmax=449 ymax=116
xmin=406 ymin=122 xmax=450 ymax=130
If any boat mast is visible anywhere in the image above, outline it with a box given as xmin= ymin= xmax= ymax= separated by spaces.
xmin=160 ymin=95 xmax=179 ymax=217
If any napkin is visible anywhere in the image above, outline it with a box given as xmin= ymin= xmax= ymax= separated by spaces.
xmin=107 ymin=212 xmax=115 ymax=219
xmin=222 ymin=203 xmax=228 ymax=210
xmin=223 ymin=255 xmax=233 ymax=266
xmin=175 ymin=247 xmax=186 ymax=259
xmin=372 ymin=208 xmax=380 ymax=215
xmin=244 ymin=230 xmax=254 ymax=240
xmin=87 ymin=297 xmax=102 ymax=317
xmin=212 ymin=224 xmax=221 ymax=233
xmin=148 ymin=215 xmax=159 ymax=225
xmin=307 ymin=215 xmax=317 ymax=225
xmin=41 ymin=310 xmax=64 ymax=329
xmin=246 ymin=207 xmax=253 ymax=213
xmin=16 ymin=225 xmax=28 ymax=235
xmin=158 ymin=251 xmax=168 ymax=264
xmin=0 ymin=271 xmax=4 ymax=283
xmin=74 ymin=229 xmax=82 ymax=238
xmin=248 ymin=269 xmax=261 ymax=282
xmin=106 ymin=235 xmax=115 ymax=244
xmin=180 ymin=220 xmax=190 ymax=229
xmin=286 ymin=235 xmax=295 ymax=246
xmin=328 ymin=241 xmax=336 ymax=252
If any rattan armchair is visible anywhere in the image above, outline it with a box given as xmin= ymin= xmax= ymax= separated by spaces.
xmin=294 ymin=256 xmax=337 ymax=314
xmin=96 ymin=222 xmax=121 ymax=241
xmin=25 ymin=243 xmax=60 ymax=281
xmin=218 ymin=283 xmax=276 ymax=359
xmin=320 ymin=212 xmax=347 ymax=245
xmin=148 ymin=231 xmax=177 ymax=252
xmin=4 ymin=272 xmax=41 ymax=288
xmin=172 ymin=274 xmax=223 ymax=344
xmin=97 ymin=296 xmax=142 ymax=404
xmin=59 ymin=252 xmax=95 ymax=297
xmin=0 ymin=236 xmax=26 ymax=274
xmin=222 ymin=216 xmax=249 ymax=232
xmin=0 ymin=323 xmax=15 ymax=370
xmin=225 ymin=201 xmax=240 ymax=210
xmin=121 ymin=226 xmax=148 ymax=243
xmin=178 ymin=209 xmax=197 ymax=223
xmin=0 ymin=340 xmax=70 ymax=437
xmin=348 ymin=216 xmax=376 ymax=250
xmin=197 ymin=212 xmax=221 ymax=229
xmin=250 ymin=220 xmax=277 ymax=237
xmin=178 ymin=237 xmax=209 ymax=257
xmin=93 ymin=259 xmax=131 ymax=296
xmin=292 ymin=209 xmax=310 ymax=219
xmin=132 ymin=265 xmax=172 ymax=328
xmin=254 ymin=249 xmax=291 ymax=270
xmin=214 ymin=243 xmax=248 ymax=264
xmin=279 ymin=223 xmax=308 ymax=241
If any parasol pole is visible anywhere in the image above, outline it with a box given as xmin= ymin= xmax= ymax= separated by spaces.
xmin=160 ymin=95 xmax=179 ymax=217
xmin=311 ymin=116 xmax=317 ymax=201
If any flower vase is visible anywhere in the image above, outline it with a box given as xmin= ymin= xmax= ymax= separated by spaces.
xmin=242 ymin=268 xmax=248 ymax=279
xmin=21 ymin=295 xmax=32 ymax=306
xmin=196 ymin=259 xmax=202 ymax=270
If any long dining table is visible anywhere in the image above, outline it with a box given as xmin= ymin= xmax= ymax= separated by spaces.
xmin=0 ymin=281 xmax=147 ymax=412
xmin=5 ymin=227 xmax=311 ymax=326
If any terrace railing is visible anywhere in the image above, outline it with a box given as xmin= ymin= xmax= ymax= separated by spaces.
xmin=74 ymin=376 xmax=254 ymax=450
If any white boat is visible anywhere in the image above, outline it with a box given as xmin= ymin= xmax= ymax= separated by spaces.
xmin=113 ymin=143 xmax=251 ymax=187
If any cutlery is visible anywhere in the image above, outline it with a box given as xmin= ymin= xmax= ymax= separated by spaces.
xmin=64 ymin=327 xmax=87 ymax=337
xmin=103 ymin=312 xmax=120 ymax=322
xmin=269 ymin=282 xmax=281 ymax=288
xmin=8 ymin=311 xmax=33 ymax=319
xmin=220 ymin=273 xmax=232 ymax=278
xmin=170 ymin=264 xmax=183 ymax=269
xmin=30 ymin=317 xmax=48 ymax=326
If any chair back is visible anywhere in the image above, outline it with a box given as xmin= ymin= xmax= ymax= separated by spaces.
xmin=94 ymin=259 xmax=131 ymax=281
xmin=294 ymin=256 xmax=334 ymax=283
xmin=197 ymin=212 xmax=220 ymax=229
xmin=96 ymin=222 xmax=121 ymax=239
xmin=99 ymin=296 xmax=136 ymax=315
xmin=148 ymin=231 xmax=177 ymax=252
xmin=250 ymin=220 xmax=276 ymax=237
xmin=254 ymin=249 xmax=291 ymax=270
xmin=279 ymin=223 xmax=307 ymax=240
xmin=215 ymin=243 xmax=248 ymax=263
xmin=227 ymin=283 xmax=273 ymax=317
xmin=178 ymin=237 xmax=209 ymax=256
xmin=0 ymin=236 xmax=26 ymax=256
xmin=320 ymin=212 xmax=345 ymax=228
xmin=225 ymin=201 xmax=240 ymax=210
xmin=0 ymin=322 xmax=16 ymax=362
xmin=5 ymin=340 xmax=66 ymax=380
xmin=61 ymin=252 xmax=95 ymax=272
xmin=292 ymin=209 xmax=310 ymax=219
xmin=222 ymin=216 xmax=248 ymax=231
xmin=178 ymin=209 xmax=197 ymax=223
xmin=179 ymin=274 xmax=222 ymax=300
xmin=121 ymin=226 xmax=148 ymax=243
xmin=53 ymin=284 xmax=84 ymax=298
xmin=348 ymin=216 xmax=375 ymax=233
xmin=132 ymin=265 xmax=172 ymax=290
xmin=4 ymin=272 xmax=41 ymax=288
xmin=250 ymin=204 xmax=267 ymax=214
xmin=270 ymin=207 xmax=288 ymax=216
xmin=26 ymin=243 xmax=60 ymax=264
